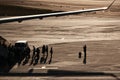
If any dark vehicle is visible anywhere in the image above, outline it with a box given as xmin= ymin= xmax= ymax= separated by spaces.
xmin=15 ymin=40 xmax=29 ymax=55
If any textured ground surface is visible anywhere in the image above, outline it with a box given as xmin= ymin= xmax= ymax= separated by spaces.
xmin=0 ymin=0 xmax=120 ymax=80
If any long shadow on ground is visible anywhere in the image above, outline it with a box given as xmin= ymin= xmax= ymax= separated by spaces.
xmin=0 ymin=70 xmax=120 ymax=80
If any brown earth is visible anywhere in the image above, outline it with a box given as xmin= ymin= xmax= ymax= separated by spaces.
xmin=0 ymin=0 xmax=120 ymax=80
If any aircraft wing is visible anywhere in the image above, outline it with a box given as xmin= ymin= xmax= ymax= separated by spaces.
xmin=0 ymin=0 xmax=115 ymax=24
xmin=0 ymin=7 xmax=108 ymax=24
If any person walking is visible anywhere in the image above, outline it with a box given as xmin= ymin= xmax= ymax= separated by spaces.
xmin=44 ymin=45 xmax=49 ymax=64
xmin=83 ymin=45 xmax=87 ymax=64
xmin=49 ymin=47 xmax=53 ymax=64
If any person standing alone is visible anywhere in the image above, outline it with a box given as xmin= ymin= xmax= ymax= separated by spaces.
xmin=83 ymin=45 xmax=87 ymax=64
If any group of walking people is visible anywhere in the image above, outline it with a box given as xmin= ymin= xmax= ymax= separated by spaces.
xmin=30 ymin=45 xmax=53 ymax=65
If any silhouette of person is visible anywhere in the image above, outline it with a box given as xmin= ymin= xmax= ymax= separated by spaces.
xmin=36 ymin=47 xmax=40 ymax=60
xmin=42 ymin=45 xmax=45 ymax=57
xmin=22 ymin=46 xmax=30 ymax=65
xmin=50 ymin=47 xmax=53 ymax=57
xmin=26 ymin=46 xmax=30 ymax=59
xmin=83 ymin=45 xmax=87 ymax=64
xmin=49 ymin=47 xmax=53 ymax=64
xmin=30 ymin=46 xmax=36 ymax=65
xmin=78 ymin=52 xmax=82 ymax=58
xmin=32 ymin=46 xmax=36 ymax=59
xmin=44 ymin=45 xmax=49 ymax=64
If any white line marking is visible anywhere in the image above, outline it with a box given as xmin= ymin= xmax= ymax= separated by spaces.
xmin=28 ymin=67 xmax=58 ymax=70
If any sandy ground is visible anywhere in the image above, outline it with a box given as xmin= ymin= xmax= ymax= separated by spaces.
xmin=0 ymin=16 xmax=120 ymax=45
xmin=0 ymin=0 xmax=120 ymax=80
xmin=0 ymin=0 xmax=120 ymax=11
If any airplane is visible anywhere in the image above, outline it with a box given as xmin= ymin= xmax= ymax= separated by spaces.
xmin=0 ymin=0 xmax=116 ymax=24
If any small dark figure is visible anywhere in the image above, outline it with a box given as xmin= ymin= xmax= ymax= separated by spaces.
xmin=36 ymin=48 xmax=40 ymax=60
xmin=32 ymin=47 xmax=40 ymax=65
xmin=44 ymin=45 xmax=49 ymax=64
xmin=36 ymin=47 xmax=40 ymax=53
xmin=22 ymin=47 xmax=30 ymax=65
xmin=30 ymin=46 xmax=36 ymax=65
xmin=26 ymin=47 xmax=30 ymax=59
xmin=78 ymin=52 xmax=82 ymax=58
xmin=32 ymin=46 xmax=36 ymax=59
xmin=48 ymin=47 xmax=53 ymax=64
xmin=83 ymin=45 xmax=87 ymax=64
xmin=42 ymin=45 xmax=45 ymax=54
xmin=50 ymin=47 xmax=53 ymax=57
